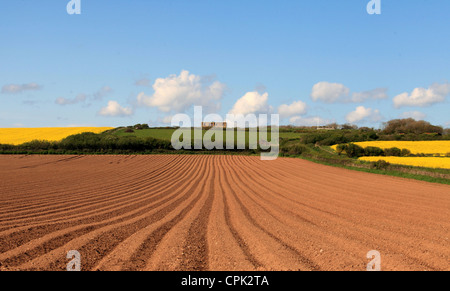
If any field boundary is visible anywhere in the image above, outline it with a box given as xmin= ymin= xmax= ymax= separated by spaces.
xmin=0 ymin=151 xmax=449 ymax=185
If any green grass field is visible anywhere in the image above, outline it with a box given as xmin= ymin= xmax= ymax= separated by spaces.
xmin=112 ymin=127 xmax=303 ymax=141
xmin=114 ymin=128 xmax=176 ymax=140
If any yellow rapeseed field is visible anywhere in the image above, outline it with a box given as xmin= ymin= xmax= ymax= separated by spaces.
xmin=359 ymin=156 xmax=450 ymax=170
xmin=331 ymin=141 xmax=450 ymax=155
xmin=0 ymin=127 xmax=114 ymax=145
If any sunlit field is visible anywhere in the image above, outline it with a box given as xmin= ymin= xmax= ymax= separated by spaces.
xmin=359 ymin=156 xmax=450 ymax=170
xmin=0 ymin=127 xmax=113 ymax=145
xmin=332 ymin=141 xmax=450 ymax=155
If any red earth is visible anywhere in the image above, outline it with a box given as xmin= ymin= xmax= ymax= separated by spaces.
xmin=0 ymin=155 xmax=449 ymax=271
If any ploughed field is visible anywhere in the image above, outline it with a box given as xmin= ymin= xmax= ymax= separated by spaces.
xmin=0 ymin=155 xmax=449 ymax=271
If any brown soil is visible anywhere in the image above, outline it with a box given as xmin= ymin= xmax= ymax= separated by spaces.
xmin=0 ymin=155 xmax=448 ymax=271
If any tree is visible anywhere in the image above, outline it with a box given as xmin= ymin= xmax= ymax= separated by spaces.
xmin=341 ymin=124 xmax=358 ymax=130
xmin=364 ymin=146 xmax=384 ymax=156
xmin=345 ymin=143 xmax=365 ymax=158
xmin=384 ymin=147 xmax=402 ymax=157
xmin=382 ymin=118 xmax=443 ymax=135
xmin=401 ymin=148 xmax=411 ymax=157
xmin=133 ymin=123 xmax=150 ymax=130
xmin=326 ymin=123 xmax=339 ymax=130
xmin=336 ymin=144 xmax=348 ymax=156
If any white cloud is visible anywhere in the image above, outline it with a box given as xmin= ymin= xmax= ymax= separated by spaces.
xmin=1 ymin=83 xmax=41 ymax=94
xmin=228 ymin=91 xmax=272 ymax=116
xmin=311 ymin=82 xmax=350 ymax=103
xmin=311 ymin=82 xmax=387 ymax=103
xmin=289 ymin=116 xmax=333 ymax=127
xmin=137 ymin=70 xmax=226 ymax=113
xmin=135 ymin=78 xmax=151 ymax=87
xmin=346 ymin=106 xmax=382 ymax=124
xmin=93 ymin=86 xmax=113 ymax=100
xmin=399 ymin=111 xmax=427 ymax=120
xmin=351 ymin=88 xmax=388 ymax=102
xmin=393 ymin=82 xmax=450 ymax=108
xmin=98 ymin=101 xmax=133 ymax=117
xmin=278 ymin=101 xmax=307 ymax=118
xmin=55 ymin=94 xmax=87 ymax=105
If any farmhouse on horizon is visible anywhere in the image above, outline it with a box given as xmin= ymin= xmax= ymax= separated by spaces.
xmin=202 ymin=122 xmax=228 ymax=129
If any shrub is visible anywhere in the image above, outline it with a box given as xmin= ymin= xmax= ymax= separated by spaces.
xmin=60 ymin=133 xmax=102 ymax=151
xmin=400 ymin=148 xmax=411 ymax=157
xmin=384 ymin=147 xmax=402 ymax=156
xmin=336 ymin=144 xmax=348 ymax=155
xmin=21 ymin=140 xmax=55 ymax=151
xmin=364 ymin=146 xmax=384 ymax=156
xmin=133 ymin=124 xmax=150 ymax=130
xmin=281 ymin=144 xmax=308 ymax=156
xmin=144 ymin=137 xmax=172 ymax=150
xmin=99 ymin=135 xmax=119 ymax=150
xmin=288 ymin=144 xmax=307 ymax=156
xmin=370 ymin=160 xmax=391 ymax=170
xmin=124 ymin=128 xmax=135 ymax=133
xmin=0 ymin=144 xmax=15 ymax=151
xmin=345 ymin=143 xmax=365 ymax=158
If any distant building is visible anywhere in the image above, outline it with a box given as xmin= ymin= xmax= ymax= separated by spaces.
xmin=202 ymin=122 xmax=227 ymax=129
xmin=317 ymin=126 xmax=335 ymax=130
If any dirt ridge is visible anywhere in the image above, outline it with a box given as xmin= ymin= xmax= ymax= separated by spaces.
xmin=0 ymin=155 xmax=449 ymax=271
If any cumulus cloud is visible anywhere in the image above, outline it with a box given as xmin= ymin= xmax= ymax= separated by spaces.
xmin=351 ymin=88 xmax=388 ymax=103
xmin=55 ymin=94 xmax=87 ymax=105
xmin=289 ymin=116 xmax=333 ymax=127
xmin=393 ymin=82 xmax=450 ymax=108
xmin=399 ymin=111 xmax=427 ymax=120
xmin=137 ymin=70 xmax=226 ymax=113
xmin=228 ymin=91 xmax=272 ymax=116
xmin=346 ymin=106 xmax=382 ymax=124
xmin=311 ymin=81 xmax=387 ymax=103
xmin=93 ymin=86 xmax=113 ymax=100
xmin=98 ymin=101 xmax=133 ymax=117
xmin=311 ymin=82 xmax=350 ymax=103
xmin=278 ymin=101 xmax=307 ymax=119
xmin=1 ymin=83 xmax=41 ymax=94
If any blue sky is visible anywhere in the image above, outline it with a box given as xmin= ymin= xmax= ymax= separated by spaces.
xmin=1 ymin=0 xmax=449 ymax=128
